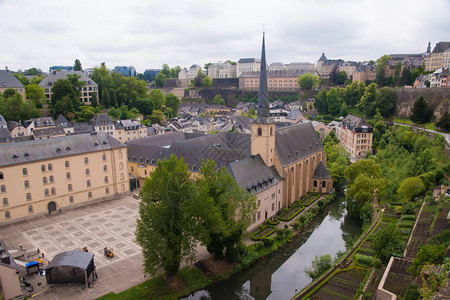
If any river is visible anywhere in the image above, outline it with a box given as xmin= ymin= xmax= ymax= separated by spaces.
xmin=183 ymin=195 xmax=362 ymax=300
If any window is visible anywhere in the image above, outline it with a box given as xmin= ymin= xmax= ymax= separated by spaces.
xmin=66 ymin=172 xmax=71 ymax=180
xmin=65 ymin=161 xmax=70 ymax=168
xmin=44 ymin=189 xmax=49 ymax=197
xmin=48 ymin=164 xmax=53 ymax=171
xmin=87 ymin=180 xmax=91 ymax=187
xmin=322 ymin=181 xmax=326 ymax=188
xmin=119 ymin=162 xmax=123 ymax=170
xmin=131 ymin=166 xmax=134 ymax=172
xmin=5 ymin=211 xmax=10 ymax=219
xmin=41 ymin=165 xmax=46 ymax=172
xmin=120 ymin=173 xmax=124 ymax=180
xmin=88 ymin=191 xmax=92 ymax=199
xmin=104 ymin=176 xmax=108 ymax=183
xmin=103 ymin=165 xmax=107 ymax=172
xmin=28 ymin=205 xmax=33 ymax=214
xmin=272 ymin=203 xmax=275 ymax=211
xmin=68 ymin=184 xmax=72 ymax=192
xmin=0 ymin=184 xmax=4 ymax=193
xmin=26 ymin=193 xmax=31 ymax=201
xmin=22 ymin=168 xmax=27 ymax=176
xmin=85 ymin=169 xmax=90 ymax=176
xmin=24 ymin=180 xmax=30 ymax=188
xmin=313 ymin=180 xmax=318 ymax=187
xmin=69 ymin=196 xmax=74 ymax=203
xmin=118 ymin=151 xmax=122 ymax=159
xmin=270 ymin=127 xmax=273 ymax=136
xmin=49 ymin=176 xmax=54 ymax=183
xmin=102 ymin=153 xmax=106 ymax=161
xmin=51 ymin=188 xmax=56 ymax=195
xmin=2 ymin=198 xmax=8 ymax=207
xmin=257 ymin=127 xmax=262 ymax=136
xmin=257 ymin=211 xmax=261 ymax=221
xmin=84 ymin=157 xmax=89 ymax=165
xmin=105 ymin=187 xmax=110 ymax=194
xmin=43 ymin=177 xmax=47 ymax=184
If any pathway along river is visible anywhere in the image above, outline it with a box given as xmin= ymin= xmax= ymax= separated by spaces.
xmin=183 ymin=195 xmax=362 ymax=300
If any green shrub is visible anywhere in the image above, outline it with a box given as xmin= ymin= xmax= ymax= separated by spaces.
xmin=397 ymin=220 xmax=415 ymax=228
xmin=276 ymin=228 xmax=285 ymax=236
xmin=401 ymin=214 xmax=416 ymax=221
xmin=262 ymin=237 xmax=274 ymax=247
xmin=238 ymin=251 xmax=259 ymax=269
xmin=255 ymin=241 xmax=264 ymax=250
xmin=401 ymin=203 xmax=416 ymax=215
xmin=355 ymin=254 xmax=374 ymax=266
xmin=292 ymin=221 xmax=301 ymax=230
xmin=318 ymin=199 xmax=325 ymax=208
xmin=371 ymin=258 xmax=382 ymax=268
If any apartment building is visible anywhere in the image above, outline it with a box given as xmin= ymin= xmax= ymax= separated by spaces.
xmin=207 ymin=61 xmax=237 ymax=79
xmin=340 ymin=114 xmax=373 ymax=160
xmin=237 ymin=58 xmax=261 ymax=77
xmin=0 ymin=132 xmax=129 ymax=223
xmin=0 ymin=70 xmax=26 ymax=99
xmin=39 ymin=71 xmax=98 ymax=105
xmin=424 ymin=42 xmax=450 ymax=72
xmin=239 ymin=70 xmax=315 ymax=91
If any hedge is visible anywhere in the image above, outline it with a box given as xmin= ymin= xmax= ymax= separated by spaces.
xmin=251 ymin=225 xmax=277 ymax=241
xmin=279 ymin=205 xmax=305 ymax=222
xmin=355 ymin=254 xmax=374 ymax=267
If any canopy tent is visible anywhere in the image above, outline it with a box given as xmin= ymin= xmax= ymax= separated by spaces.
xmin=45 ymin=251 xmax=95 ymax=286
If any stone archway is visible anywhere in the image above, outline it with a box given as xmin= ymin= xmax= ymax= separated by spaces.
xmin=48 ymin=201 xmax=57 ymax=215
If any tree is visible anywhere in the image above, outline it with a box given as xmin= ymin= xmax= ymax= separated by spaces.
xmin=375 ymin=87 xmax=395 ymax=117
xmin=0 ymin=92 xmax=40 ymax=121
xmin=324 ymin=142 xmax=349 ymax=190
xmin=329 ymin=65 xmax=339 ymax=85
xmin=193 ymin=70 xmax=205 ymax=87
xmin=149 ymin=110 xmax=166 ymax=124
xmin=14 ymin=73 xmax=30 ymax=86
xmin=25 ymin=84 xmax=45 ymax=106
xmin=24 ymin=67 xmax=43 ymax=76
xmin=202 ymin=76 xmax=213 ymax=87
xmin=410 ymin=96 xmax=433 ymax=123
xmin=91 ymin=91 xmax=98 ymax=107
xmin=213 ymin=94 xmax=225 ymax=105
xmin=154 ymin=72 xmax=167 ymax=88
xmin=304 ymin=254 xmax=333 ymax=280
xmin=326 ymin=87 xmax=342 ymax=116
xmin=393 ymin=61 xmax=402 ymax=86
xmin=337 ymin=71 xmax=347 ymax=85
xmin=372 ymin=224 xmax=405 ymax=263
xmin=74 ymin=59 xmax=82 ymax=71
xmin=344 ymin=81 xmax=364 ymax=107
xmin=314 ymin=89 xmax=328 ymax=114
xmin=359 ymin=82 xmax=377 ymax=116
xmin=397 ymin=177 xmax=425 ymax=201
xmin=400 ymin=67 xmax=412 ymax=86
xmin=165 ymin=94 xmax=180 ymax=117
xmin=435 ymin=111 xmax=450 ymax=131
xmin=197 ymin=160 xmax=257 ymax=259
xmin=345 ymin=159 xmax=386 ymax=218
xmin=135 ymin=155 xmax=208 ymax=281
xmin=375 ymin=55 xmax=392 ymax=87
xmin=298 ymin=73 xmax=320 ymax=90
xmin=149 ymin=89 xmax=165 ymax=110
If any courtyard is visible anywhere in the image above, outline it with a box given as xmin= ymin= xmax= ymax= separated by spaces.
xmin=0 ymin=196 xmax=149 ymax=299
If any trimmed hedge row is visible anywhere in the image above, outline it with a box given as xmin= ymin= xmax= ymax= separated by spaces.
xmin=355 ymin=253 xmax=374 ymax=267
xmin=251 ymin=225 xmax=277 ymax=241
xmin=307 ymin=194 xmax=321 ymax=206
xmin=279 ymin=205 xmax=305 ymax=222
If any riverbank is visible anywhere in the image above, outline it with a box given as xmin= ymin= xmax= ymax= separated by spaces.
xmin=97 ymin=192 xmax=344 ymax=299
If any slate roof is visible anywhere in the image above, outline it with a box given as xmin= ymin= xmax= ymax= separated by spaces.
xmin=0 ymin=114 xmax=7 ymax=127
xmin=0 ymin=132 xmax=125 ymax=167
xmin=240 ymin=70 xmax=314 ymax=78
xmin=39 ymin=71 xmax=96 ymax=88
xmin=0 ymin=128 xmax=12 ymax=143
xmin=342 ymin=114 xmax=372 ymax=131
xmin=318 ymin=53 xmax=327 ymax=62
xmin=275 ymin=122 xmax=324 ymax=167
xmin=32 ymin=127 xmax=66 ymax=138
xmin=432 ymin=42 xmax=450 ymax=53
xmin=56 ymin=114 xmax=72 ymax=128
xmin=0 ymin=241 xmax=19 ymax=271
xmin=238 ymin=58 xmax=260 ymax=64
xmin=286 ymin=109 xmax=303 ymax=120
xmin=228 ymin=155 xmax=282 ymax=190
xmin=313 ymin=161 xmax=331 ymax=179
xmin=90 ymin=113 xmax=114 ymax=126
xmin=0 ymin=70 xmax=24 ymax=88
xmin=25 ymin=117 xmax=55 ymax=128
xmin=7 ymin=121 xmax=22 ymax=131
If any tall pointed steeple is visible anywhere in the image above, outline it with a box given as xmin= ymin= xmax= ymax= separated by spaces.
xmin=251 ymin=33 xmax=276 ymax=167
xmin=252 ymin=32 xmax=274 ymax=125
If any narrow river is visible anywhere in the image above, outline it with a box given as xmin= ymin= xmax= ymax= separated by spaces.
xmin=183 ymin=195 xmax=362 ymax=300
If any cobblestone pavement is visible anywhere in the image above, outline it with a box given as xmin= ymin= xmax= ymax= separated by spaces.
xmin=0 ymin=196 xmax=150 ymax=299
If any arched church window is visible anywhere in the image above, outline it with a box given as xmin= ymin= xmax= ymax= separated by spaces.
xmin=257 ymin=127 xmax=262 ymax=136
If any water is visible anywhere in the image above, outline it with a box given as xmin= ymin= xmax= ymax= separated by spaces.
xmin=183 ymin=196 xmax=362 ymax=300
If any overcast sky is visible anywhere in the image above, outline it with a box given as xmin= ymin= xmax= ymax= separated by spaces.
xmin=1 ymin=0 xmax=449 ymax=73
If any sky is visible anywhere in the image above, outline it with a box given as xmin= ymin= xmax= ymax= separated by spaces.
xmin=1 ymin=0 xmax=449 ymax=73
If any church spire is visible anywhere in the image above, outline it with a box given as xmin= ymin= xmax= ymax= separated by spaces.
xmin=253 ymin=32 xmax=274 ymax=124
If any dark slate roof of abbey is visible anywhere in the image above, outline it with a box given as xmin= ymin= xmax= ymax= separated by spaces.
xmin=275 ymin=122 xmax=323 ymax=167
xmin=313 ymin=161 xmax=331 ymax=179
xmin=0 ymin=132 xmax=125 ymax=167
xmin=228 ymin=155 xmax=283 ymax=190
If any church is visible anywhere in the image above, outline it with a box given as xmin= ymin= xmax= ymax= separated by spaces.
xmin=127 ymin=34 xmax=332 ymax=230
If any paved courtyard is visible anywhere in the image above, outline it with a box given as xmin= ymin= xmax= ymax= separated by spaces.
xmin=0 ymin=196 xmax=149 ymax=299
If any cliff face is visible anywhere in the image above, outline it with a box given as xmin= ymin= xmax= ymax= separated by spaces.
xmin=394 ymin=87 xmax=450 ymax=120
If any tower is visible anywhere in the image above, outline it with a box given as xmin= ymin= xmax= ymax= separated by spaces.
xmin=251 ymin=33 xmax=276 ymax=167
xmin=427 ymin=42 xmax=431 ymax=53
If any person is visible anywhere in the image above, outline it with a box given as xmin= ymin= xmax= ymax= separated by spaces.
xmin=88 ymin=280 xmax=91 ymax=288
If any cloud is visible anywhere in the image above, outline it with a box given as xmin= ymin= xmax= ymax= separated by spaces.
xmin=0 ymin=0 xmax=449 ymax=72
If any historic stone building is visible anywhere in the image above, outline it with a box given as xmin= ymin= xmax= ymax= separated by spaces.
xmin=340 ymin=114 xmax=373 ymax=160
xmin=0 ymin=132 xmax=129 ymax=223
xmin=126 ymin=35 xmax=332 ymax=230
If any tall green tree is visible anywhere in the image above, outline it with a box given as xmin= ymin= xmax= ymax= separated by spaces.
xmin=400 ymin=67 xmax=411 ymax=86
xmin=314 ymin=89 xmax=328 ymax=114
xmin=359 ymin=82 xmax=377 ymax=116
xmin=13 ymin=73 xmax=30 ymax=86
xmin=375 ymin=87 xmax=395 ymax=117
xmin=25 ymin=84 xmax=45 ymax=106
xmin=74 ymin=59 xmax=82 ymax=71
xmin=393 ymin=61 xmax=402 ymax=86
xmin=344 ymin=81 xmax=364 ymax=107
xmin=0 ymin=92 xmax=40 ymax=121
xmin=326 ymin=87 xmax=343 ymax=115
xmin=197 ymin=160 xmax=257 ymax=259
xmin=397 ymin=177 xmax=425 ymax=201
xmin=135 ymin=155 xmax=210 ymax=281
xmin=202 ymin=76 xmax=213 ymax=87
xmin=372 ymin=224 xmax=405 ymax=263
xmin=410 ymin=96 xmax=433 ymax=123
xmin=213 ymin=94 xmax=225 ymax=105
xmin=375 ymin=55 xmax=392 ymax=87
xmin=304 ymin=254 xmax=333 ymax=280
xmin=298 ymin=73 xmax=320 ymax=90
xmin=165 ymin=93 xmax=180 ymax=116
xmin=149 ymin=89 xmax=165 ymax=110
